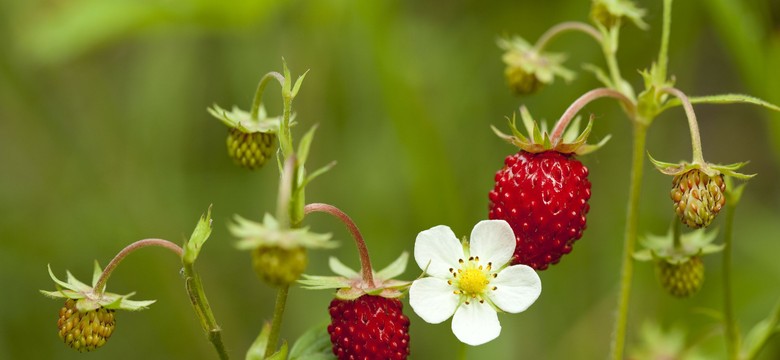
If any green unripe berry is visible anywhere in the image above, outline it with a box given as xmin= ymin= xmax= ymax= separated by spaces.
xmin=251 ymin=246 xmax=308 ymax=287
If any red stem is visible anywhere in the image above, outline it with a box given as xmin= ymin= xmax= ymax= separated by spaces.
xmin=94 ymin=239 xmax=183 ymax=293
xmin=304 ymin=203 xmax=374 ymax=287
xmin=550 ymin=88 xmax=635 ymax=144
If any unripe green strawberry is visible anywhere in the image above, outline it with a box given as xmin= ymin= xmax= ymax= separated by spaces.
xmin=588 ymin=0 xmax=648 ymax=29
xmin=656 ymin=257 xmax=704 ymax=298
xmin=227 ymin=128 xmax=277 ymax=170
xmin=57 ymin=299 xmax=116 ymax=352
xmin=252 ymin=246 xmax=308 ymax=287
xmin=505 ymin=66 xmax=543 ymax=96
xmin=671 ymin=169 xmax=726 ymax=228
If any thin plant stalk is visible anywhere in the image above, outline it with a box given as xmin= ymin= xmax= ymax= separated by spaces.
xmin=183 ymin=262 xmax=230 ymax=360
xmin=610 ymin=122 xmax=649 ymax=360
xmin=534 ymin=21 xmax=603 ymax=51
xmin=723 ymin=200 xmax=739 ymax=360
xmin=265 ymin=285 xmax=290 ymax=359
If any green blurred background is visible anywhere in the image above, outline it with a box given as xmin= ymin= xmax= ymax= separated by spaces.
xmin=1 ymin=0 xmax=779 ymax=359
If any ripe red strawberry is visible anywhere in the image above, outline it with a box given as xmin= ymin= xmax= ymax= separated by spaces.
xmin=489 ymin=107 xmax=606 ymax=270
xmin=489 ymin=151 xmax=591 ymax=270
xmin=328 ymin=295 xmax=410 ymax=360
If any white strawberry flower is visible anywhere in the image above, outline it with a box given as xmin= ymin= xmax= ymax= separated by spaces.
xmin=409 ymin=220 xmax=542 ymax=346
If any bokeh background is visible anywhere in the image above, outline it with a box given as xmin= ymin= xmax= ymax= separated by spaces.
xmin=1 ymin=0 xmax=779 ymax=359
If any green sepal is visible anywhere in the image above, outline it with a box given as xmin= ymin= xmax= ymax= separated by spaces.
xmin=246 ymin=322 xmax=272 ymax=360
xmin=299 ymin=254 xmax=410 ymax=300
xmin=660 ymin=93 xmax=780 ymax=114
xmin=42 ymin=264 xmax=155 ymax=311
xmin=232 ymin=213 xmax=337 ymax=251
xmin=267 ymin=341 xmax=289 ymax=360
xmin=648 ymin=153 xmax=754 ymax=179
xmin=634 ymin=225 xmax=722 ymax=264
xmin=208 ymin=104 xmax=281 ymax=133
xmin=329 ymin=257 xmax=358 ymax=278
xmin=494 ymin=106 xmax=607 ymax=155
xmin=724 ymin=177 xmax=748 ymax=207
xmin=183 ymin=205 xmax=213 ymax=265
xmin=291 ymin=70 xmax=310 ymax=99
xmin=289 ymin=324 xmax=335 ymax=360
xmin=497 ymin=36 xmax=575 ymax=85
xmin=375 ymin=252 xmax=409 ymax=280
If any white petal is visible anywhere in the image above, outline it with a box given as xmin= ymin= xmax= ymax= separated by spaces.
xmin=487 ymin=265 xmax=541 ymax=313
xmin=409 ymin=277 xmax=459 ymax=324
xmin=414 ymin=225 xmax=464 ymax=278
xmin=451 ymin=301 xmax=501 ymax=346
xmin=469 ymin=220 xmax=515 ymax=268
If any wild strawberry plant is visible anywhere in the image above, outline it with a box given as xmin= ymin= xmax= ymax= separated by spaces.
xmin=41 ymin=0 xmax=779 ymax=359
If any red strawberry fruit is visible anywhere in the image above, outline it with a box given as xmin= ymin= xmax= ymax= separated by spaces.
xmin=328 ymin=295 xmax=410 ymax=360
xmin=489 ymin=151 xmax=591 ymax=269
xmin=489 ymin=107 xmax=607 ymax=270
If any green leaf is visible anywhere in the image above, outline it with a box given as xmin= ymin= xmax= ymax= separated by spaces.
xmin=183 ymin=205 xmax=213 ymax=265
xmin=376 ymin=252 xmax=409 ymax=280
xmin=246 ymin=323 xmax=272 ymax=360
xmin=289 ymin=324 xmax=334 ymax=360
xmin=742 ymin=319 xmax=776 ymax=359
xmin=661 ymin=94 xmax=780 ymax=113
xmin=582 ymin=63 xmax=613 ymax=88
xmin=291 ymin=70 xmax=310 ymax=98
xmin=297 ymin=161 xmax=337 ymax=191
xmin=297 ymin=124 xmax=319 ymax=166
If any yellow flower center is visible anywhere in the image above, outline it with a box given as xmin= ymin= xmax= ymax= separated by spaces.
xmin=449 ymin=256 xmax=495 ymax=302
xmin=459 ymin=268 xmax=489 ymax=295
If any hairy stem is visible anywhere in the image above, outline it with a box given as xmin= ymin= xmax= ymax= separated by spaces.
xmin=184 ymin=263 xmax=230 ymax=360
xmin=277 ymin=155 xmax=297 ymax=229
xmin=250 ymin=72 xmax=285 ymax=120
xmin=661 ymin=87 xmax=705 ymax=164
xmin=304 ymin=203 xmax=375 ymax=287
xmin=610 ymin=122 xmax=648 ymax=360
xmin=534 ymin=21 xmax=603 ymax=51
xmin=550 ymin=88 xmax=636 ymax=144
xmin=723 ymin=200 xmax=739 ymax=360
xmin=658 ymin=0 xmax=673 ymax=81
xmin=265 ymin=285 xmax=290 ymax=358
xmin=94 ymin=239 xmax=182 ymax=293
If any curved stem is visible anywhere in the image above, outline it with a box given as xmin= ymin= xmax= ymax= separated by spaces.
xmin=93 ymin=239 xmax=182 ymax=293
xmin=534 ymin=21 xmax=603 ymax=51
xmin=723 ymin=201 xmax=739 ymax=360
xmin=660 ymin=87 xmax=705 ymax=164
xmin=610 ymin=122 xmax=648 ymax=360
xmin=265 ymin=285 xmax=290 ymax=358
xmin=250 ymin=72 xmax=285 ymax=120
xmin=550 ymin=88 xmax=636 ymax=144
xmin=304 ymin=203 xmax=375 ymax=287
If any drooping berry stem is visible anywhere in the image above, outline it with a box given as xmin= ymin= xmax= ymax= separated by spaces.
xmin=534 ymin=21 xmax=603 ymax=52
xmin=93 ymin=238 xmax=183 ymax=294
xmin=549 ymin=88 xmax=636 ymax=144
xmin=250 ymin=72 xmax=285 ymax=120
xmin=660 ymin=87 xmax=705 ymax=165
xmin=304 ymin=203 xmax=375 ymax=287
